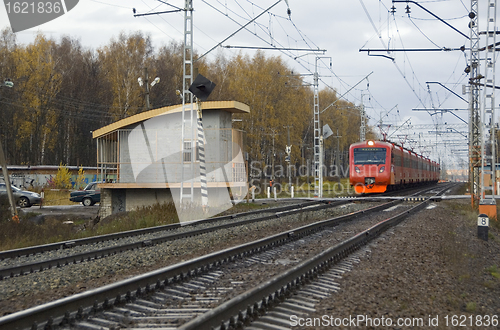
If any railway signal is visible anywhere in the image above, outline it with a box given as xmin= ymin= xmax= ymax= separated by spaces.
xmin=189 ymin=74 xmax=216 ymax=211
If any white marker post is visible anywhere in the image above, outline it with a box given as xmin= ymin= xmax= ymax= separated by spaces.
xmin=477 ymin=214 xmax=489 ymax=241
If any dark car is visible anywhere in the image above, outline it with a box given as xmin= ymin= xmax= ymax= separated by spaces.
xmin=0 ymin=183 xmax=42 ymax=208
xmin=70 ymin=182 xmax=101 ymax=206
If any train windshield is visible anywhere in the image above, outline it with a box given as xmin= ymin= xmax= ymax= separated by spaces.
xmin=353 ymin=147 xmax=387 ymax=165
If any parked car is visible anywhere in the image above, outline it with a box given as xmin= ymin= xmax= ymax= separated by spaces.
xmin=70 ymin=182 xmax=101 ymax=206
xmin=0 ymin=183 xmax=42 ymax=208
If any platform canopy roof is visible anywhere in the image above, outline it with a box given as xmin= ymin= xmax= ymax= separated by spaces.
xmin=92 ymin=101 xmax=250 ymax=139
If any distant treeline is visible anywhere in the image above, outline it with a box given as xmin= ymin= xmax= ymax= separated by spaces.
xmin=0 ymin=28 xmax=374 ymax=171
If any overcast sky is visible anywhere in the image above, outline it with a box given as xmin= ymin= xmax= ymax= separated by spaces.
xmin=0 ymin=0 xmax=481 ymax=170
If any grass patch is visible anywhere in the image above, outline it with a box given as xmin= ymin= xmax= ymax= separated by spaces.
xmin=0 ymin=197 xmax=11 ymax=222
xmin=485 ymin=265 xmax=500 ymax=279
xmin=455 ymin=183 xmax=468 ymax=195
xmin=443 ymin=201 xmax=479 ymax=227
xmin=459 ymin=274 xmax=471 ymax=282
xmin=465 ymin=302 xmax=477 ymax=312
xmin=492 ymin=213 xmax=500 ymax=231
xmin=225 ymin=201 xmax=277 ymax=213
xmin=0 ymin=200 xmax=281 ymax=251
xmin=0 ymin=202 xmax=180 ymax=251
xmin=41 ymin=189 xmax=72 ymax=206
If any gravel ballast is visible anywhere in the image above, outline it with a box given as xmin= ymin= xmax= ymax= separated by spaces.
xmin=301 ymin=198 xmax=500 ymax=330
xmin=1 ymin=188 xmax=499 ymax=330
xmin=0 ymin=201 xmax=372 ymax=316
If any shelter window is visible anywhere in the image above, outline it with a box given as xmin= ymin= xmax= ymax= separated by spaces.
xmin=183 ymin=140 xmax=193 ymax=162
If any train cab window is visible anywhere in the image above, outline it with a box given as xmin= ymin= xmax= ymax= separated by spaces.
xmin=353 ymin=147 xmax=386 ymax=165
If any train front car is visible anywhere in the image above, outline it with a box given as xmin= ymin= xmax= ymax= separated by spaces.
xmin=349 ymin=140 xmax=392 ymax=194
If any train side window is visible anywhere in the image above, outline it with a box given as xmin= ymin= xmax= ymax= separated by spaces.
xmin=404 ymin=156 xmax=410 ymax=168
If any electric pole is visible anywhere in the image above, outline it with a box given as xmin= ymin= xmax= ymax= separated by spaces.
xmin=268 ymin=128 xmax=278 ymax=181
xmin=469 ymin=0 xmax=481 ymax=209
xmin=479 ymin=0 xmax=497 ymax=215
xmin=333 ymin=129 xmax=342 ymax=177
xmin=0 ymin=78 xmax=17 ymax=221
xmin=138 ymin=67 xmax=160 ymax=111
xmin=285 ymin=125 xmax=292 ymax=193
xmin=360 ymin=93 xmax=366 ymax=142
xmin=313 ymin=56 xmax=331 ymax=198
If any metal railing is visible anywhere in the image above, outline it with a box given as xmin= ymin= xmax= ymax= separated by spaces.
xmin=96 ymin=128 xmax=246 ymax=184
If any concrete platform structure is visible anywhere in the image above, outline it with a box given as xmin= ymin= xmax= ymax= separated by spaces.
xmin=93 ymin=101 xmax=250 ymax=219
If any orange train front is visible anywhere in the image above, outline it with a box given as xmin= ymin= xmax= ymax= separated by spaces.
xmin=349 ymin=140 xmax=440 ymax=194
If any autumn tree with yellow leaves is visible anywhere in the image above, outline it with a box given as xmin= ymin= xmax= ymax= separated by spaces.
xmin=12 ymin=34 xmax=62 ymax=164
xmin=0 ymin=27 xmax=373 ymax=177
xmin=97 ymin=31 xmax=154 ymax=120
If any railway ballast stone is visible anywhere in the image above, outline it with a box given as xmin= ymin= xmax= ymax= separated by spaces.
xmin=302 ymin=198 xmax=500 ymax=330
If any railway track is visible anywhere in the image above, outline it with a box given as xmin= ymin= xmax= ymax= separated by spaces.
xmin=0 ymin=200 xmax=320 ymax=261
xmin=0 ymin=183 xmax=455 ymax=330
xmin=181 ymin=183 xmax=454 ymax=330
xmin=0 ymin=200 xmax=332 ymax=279
xmin=0 ymin=183 xmax=442 ymax=280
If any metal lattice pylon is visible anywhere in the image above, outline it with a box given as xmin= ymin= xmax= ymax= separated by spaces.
xmin=360 ymin=93 xmax=366 ymax=142
xmin=469 ymin=0 xmax=481 ymax=208
xmin=180 ymin=0 xmax=195 ymax=203
xmin=480 ymin=0 xmax=497 ymax=201
xmin=313 ymin=58 xmax=321 ymax=198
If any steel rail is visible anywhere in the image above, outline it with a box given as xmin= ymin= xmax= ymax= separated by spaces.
xmin=0 ymin=198 xmax=404 ymax=330
xmin=1 ymin=181 xmax=439 ymax=261
xmin=179 ymin=184 xmax=453 ymax=330
xmin=0 ymin=183 xmax=453 ymax=329
xmin=0 ymin=200 xmax=322 ymax=261
xmin=0 ymin=200 xmax=341 ymax=279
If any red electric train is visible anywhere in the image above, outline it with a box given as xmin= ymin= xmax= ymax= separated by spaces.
xmin=349 ymin=140 xmax=440 ymax=194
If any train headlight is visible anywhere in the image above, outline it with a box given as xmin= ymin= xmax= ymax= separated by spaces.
xmin=355 ymin=166 xmax=360 ymax=173
xmin=367 ymin=140 xmax=375 ymax=146
xmin=379 ymin=166 xmax=385 ymax=173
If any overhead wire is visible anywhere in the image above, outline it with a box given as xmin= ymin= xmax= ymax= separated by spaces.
xmin=202 ymin=0 xmax=364 ymax=106
xmin=88 ymin=0 xmax=131 ymax=9
xmin=358 ymin=1 xmax=469 ymax=159
xmin=408 ymin=17 xmax=442 ymax=48
xmin=0 ymin=99 xmax=113 ymax=123
xmin=390 ymin=13 xmax=429 ymax=108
